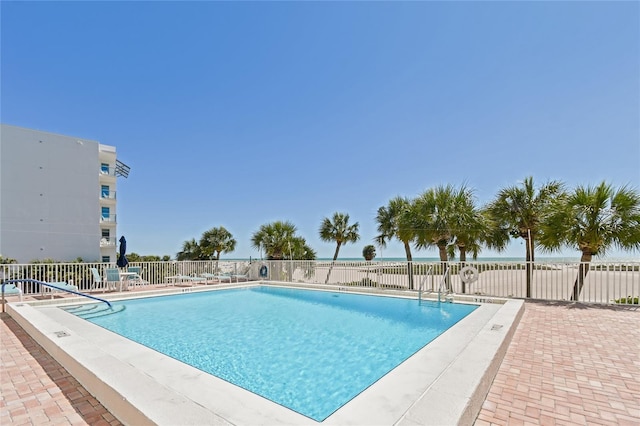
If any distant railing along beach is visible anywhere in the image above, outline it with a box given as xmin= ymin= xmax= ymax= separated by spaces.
xmin=1 ymin=260 xmax=638 ymax=305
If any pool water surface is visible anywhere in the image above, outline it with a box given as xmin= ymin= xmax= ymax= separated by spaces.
xmin=71 ymin=286 xmax=478 ymax=421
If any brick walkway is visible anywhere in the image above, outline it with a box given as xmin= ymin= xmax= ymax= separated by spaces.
xmin=476 ymin=301 xmax=640 ymax=426
xmin=1 ymin=300 xmax=638 ymax=425
xmin=0 ymin=313 xmax=121 ymax=426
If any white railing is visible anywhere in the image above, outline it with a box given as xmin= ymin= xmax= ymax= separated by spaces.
xmin=1 ymin=260 xmax=638 ymax=305
xmin=256 ymin=260 xmax=639 ymax=305
xmin=0 ymin=260 xmax=252 ymax=296
xmin=100 ymin=238 xmax=116 ymax=247
xmin=101 ymin=192 xmax=116 ymax=200
xmin=99 ymin=168 xmax=117 ymax=177
xmin=100 ymin=215 xmax=117 ymax=223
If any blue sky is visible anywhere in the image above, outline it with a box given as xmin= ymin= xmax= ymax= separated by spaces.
xmin=2 ymin=1 xmax=639 ymax=260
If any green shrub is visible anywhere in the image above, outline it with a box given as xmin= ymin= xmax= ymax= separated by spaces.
xmin=614 ymin=296 xmax=639 ymax=304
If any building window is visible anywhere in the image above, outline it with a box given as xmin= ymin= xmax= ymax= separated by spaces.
xmin=101 ymin=185 xmax=110 ymax=198
xmin=102 ymin=229 xmax=110 ymax=238
xmin=101 ymin=207 xmax=110 ymax=221
xmin=101 ymin=163 xmax=110 ymax=174
xmin=102 ymin=256 xmax=110 ymax=263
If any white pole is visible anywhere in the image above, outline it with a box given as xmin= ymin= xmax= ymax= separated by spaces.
xmin=288 ymin=241 xmax=293 ymax=282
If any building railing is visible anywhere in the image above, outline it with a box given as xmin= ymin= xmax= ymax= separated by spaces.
xmin=99 ymin=168 xmax=117 ymax=177
xmin=101 ymin=191 xmax=116 ymax=200
xmin=100 ymin=214 xmax=117 ymax=223
xmin=0 ymin=260 xmax=637 ymax=305
xmin=100 ymin=238 xmax=116 ymax=247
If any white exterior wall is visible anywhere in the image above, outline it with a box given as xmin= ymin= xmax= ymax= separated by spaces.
xmin=0 ymin=124 xmax=117 ymax=263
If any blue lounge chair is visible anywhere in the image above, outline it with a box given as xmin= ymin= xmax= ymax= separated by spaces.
xmin=90 ymin=268 xmax=106 ymax=291
xmin=44 ymin=281 xmax=79 ymax=299
xmin=201 ymin=273 xmax=231 ymax=284
xmin=125 ymin=266 xmax=145 ymax=287
xmin=2 ymin=283 xmax=23 ymax=301
xmin=231 ymin=273 xmax=249 ymax=282
xmin=105 ymin=268 xmax=123 ymax=291
xmin=169 ymin=274 xmax=207 ymax=285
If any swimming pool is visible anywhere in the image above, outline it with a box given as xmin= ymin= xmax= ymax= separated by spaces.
xmin=67 ymin=286 xmax=477 ymax=421
xmin=8 ymin=284 xmax=524 ymax=424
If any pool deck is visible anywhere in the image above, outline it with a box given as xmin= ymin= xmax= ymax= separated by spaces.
xmin=1 ymin=288 xmax=639 ymax=425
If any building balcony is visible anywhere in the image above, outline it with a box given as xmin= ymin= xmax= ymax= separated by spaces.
xmin=100 ymin=160 xmax=130 ymax=178
xmin=100 ymin=167 xmax=117 ymax=177
xmin=100 ymin=238 xmax=116 ymax=247
xmin=100 ymin=214 xmax=117 ymax=223
xmin=101 ymin=191 xmax=116 ymax=200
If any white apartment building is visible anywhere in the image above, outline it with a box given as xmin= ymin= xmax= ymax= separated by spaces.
xmin=0 ymin=124 xmax=129 ymax=263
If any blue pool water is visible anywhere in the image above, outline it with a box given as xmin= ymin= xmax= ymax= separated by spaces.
xmin=72 ymin=286 xmax=477 ymax=421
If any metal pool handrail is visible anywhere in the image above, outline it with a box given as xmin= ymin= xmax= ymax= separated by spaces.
xmin=1 ymin=279 xmax=112 ymax=312
xmin=438 ymin=266 xmax=452 ymax=303
xmin=418 ymin=265 xmax=434 ymax=303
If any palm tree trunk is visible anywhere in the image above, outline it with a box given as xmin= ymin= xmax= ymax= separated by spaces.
xmin=525 ymin=236 xmax=534 ymax=298
xmin=570 ymin=252 xmax=593 ymax=301
xmin=404 ymin=241 xmax=414 ymax=290
xmin=438 ymin=242 xmax=449 ymax=291
xmin=459 ymin=245 xmax=467 ymax=294
xmin=325 ymin=243 xmax=341 ymax=284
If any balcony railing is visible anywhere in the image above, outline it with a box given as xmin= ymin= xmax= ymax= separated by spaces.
xmin=101 ymin=191 xmax=116 ymax=200
xmin=100 ymin=168 xmax=117 ymax=177
xmin=100 ymin=238 xmax=116 ymax=247
xmin=100 ymin=214 xmax=117 ymax=223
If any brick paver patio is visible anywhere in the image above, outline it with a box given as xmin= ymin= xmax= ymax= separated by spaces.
xmin=1 ymin=298 xmax=638 ymax=425
xmin=1 ymin=313 xmax=121 ymax=426
xmin=476 ymin=301 xmax=640 ymax=426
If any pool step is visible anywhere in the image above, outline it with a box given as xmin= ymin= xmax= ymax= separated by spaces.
xmin=63 ymin=304 xmax=126 ymax=319
xmin=65 ymin=304 xmax=100 ymax=314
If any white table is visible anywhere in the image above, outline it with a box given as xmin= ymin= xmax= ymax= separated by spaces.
xmin=118 ymin=272 xmax=139 ymax=291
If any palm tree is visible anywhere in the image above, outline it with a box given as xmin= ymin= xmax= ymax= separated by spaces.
xmin=486 ymin=176 xmax=565 ymax=298
xmin=412 ymin=184 xmax=474 ymax=290
xmin=539 ymin=182 xmax=640 ymax=301
xmin=288 ymin=239 xmax=317 ymax=260
xmin=251 ymin=221 xmax=316 ymax=281
xmin=251 ymin=220 xmax=299 ymax=260
xmin=176 ymin=238 xmax=202 ymax=260
xmin=447 ymin=186 xmax=485 ymax=263
xmin=362 ymin=244 xmax=376 ymax=285
xmin=362 ymin=245 xmax=376 ymax=261
xmin=319 ymin=212 xmax=360 ymax=283
xmin=200 ymin=226 xmax=237 ymax=273
xmin=445 ymin=189 xmax=511 ymax=293
xmin=375 ymin=196 xmax=416 ymax=288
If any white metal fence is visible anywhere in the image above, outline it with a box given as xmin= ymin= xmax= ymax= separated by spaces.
xmin=0 ymin=260 xmax=252 ymax=295
xmin=1 ymin=260 xmax=638 ymax=305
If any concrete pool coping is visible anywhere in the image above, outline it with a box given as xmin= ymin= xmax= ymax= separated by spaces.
xmin=6 ymin=282 xmax=524 ymax=425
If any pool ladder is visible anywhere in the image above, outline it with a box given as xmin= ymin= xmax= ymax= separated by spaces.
xmin=418 ymin=265 xmax=433 ymax=304
xmin=438 ymin=265 xmax=453 ymax=303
